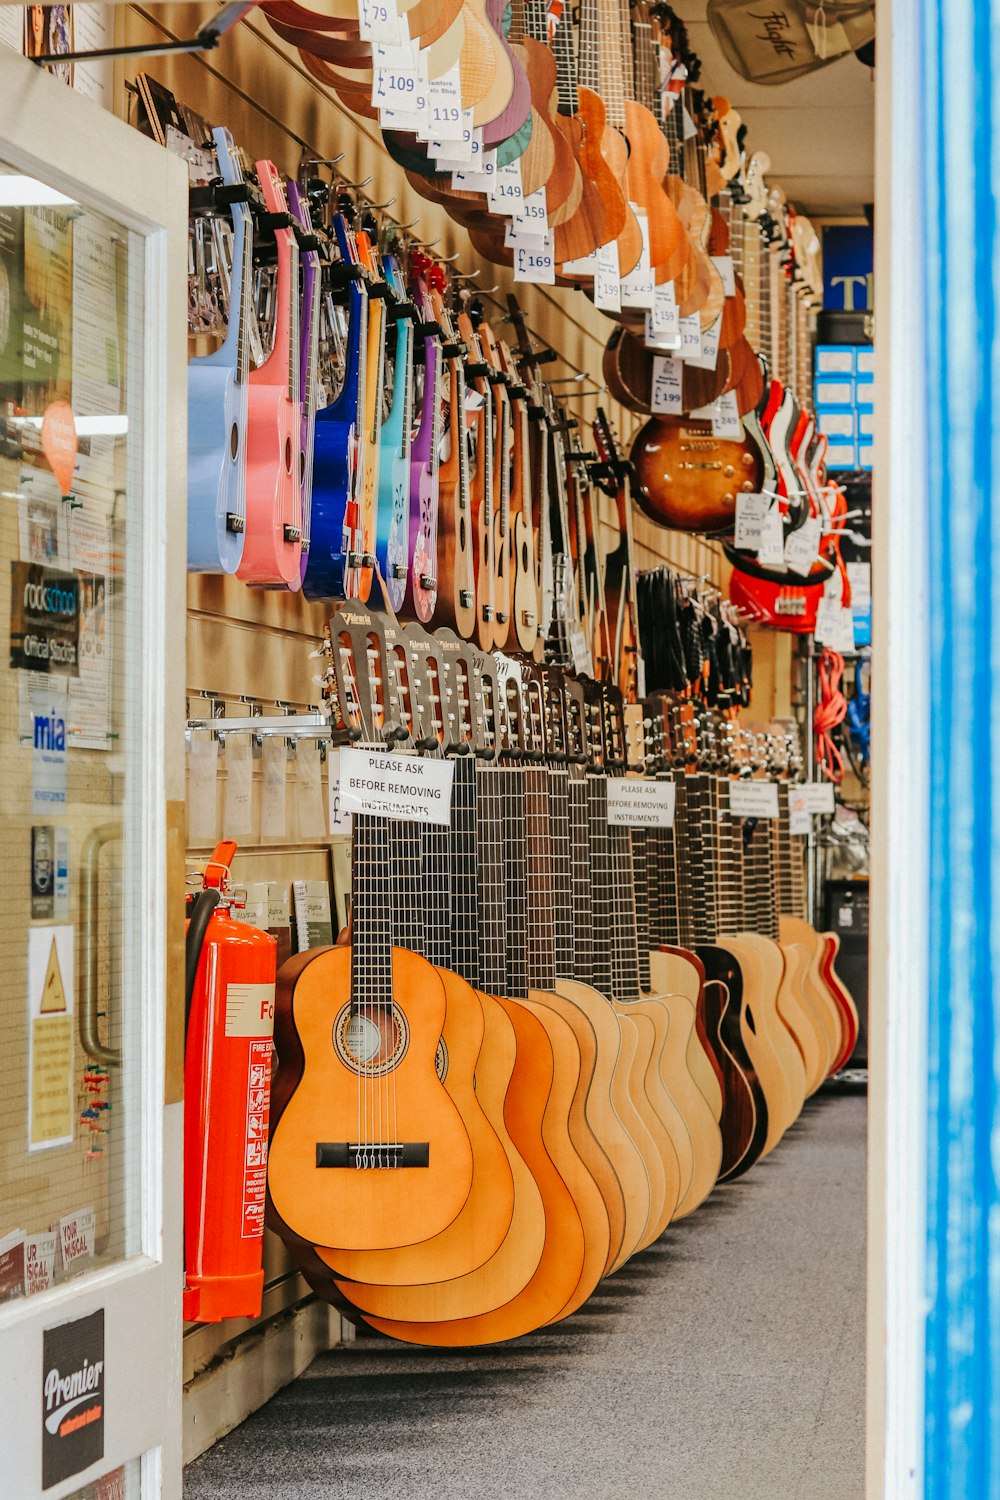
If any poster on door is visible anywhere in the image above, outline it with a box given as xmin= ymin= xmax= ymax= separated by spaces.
xmin=28 ymin=924 xmax=75 ymax=1151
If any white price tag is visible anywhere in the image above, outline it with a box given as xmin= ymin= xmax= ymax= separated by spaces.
xmin=514 ymin=233 xmax=556 ymax=284
xmin=339 ymin=746 xmax=455 ymax=824
xmin=515 ymin=185 xmax=548 ymax=228
xmin=813 ymin=595 xmax=838 ymax=643
xmin=359 ymin=0 xmax=402 ymax=44
xmin=686 ymin=314 xmax=721 ymax=370
xmin=650 ymin=279 xmax=680 ymax=338
xmin=504 ymin=221 xmax=550 ymax=251
xmin=829 ymin=604 xmax=857 ymax=652
xmin=678 ymin=313 xmax=702 ymax=360
xmin=488 ymin=158 xmax=525 ymax=214
xmin=712 ymin=254 xmax=736 ymax=297
xmin=430 ymin=118 xmax=475 ymax=164
xmin=757 ymin=504 xmax=785 ymax=567
xmin=651 ymin=355 xmax=684 ymax=414
xmin=607 ymin=779 xmax=676 ymax=828
xmin=327 ymin=748 xmax=353 ymax=835
xmin=711 ymin=390 xmax=743 ymax=439
xmin=559 ymin=248 xmax=597 ymax=276
xmin=620 ymin=209 xmax=654 ymax=309
xmin=729 ymin=780 xmax=780 ymax=818
xmin=569 ymin=621 xmax=592 ymax=676
xmin=784 ymin=514 xmax=822 ymax=575
xmin=644 ymin=314 xmax=682 ymax=351
xmin=803 ymin=782 xmax=837 ymax=814
xmin=789 ymin=794 xmax=812 ymax=836
xmin=734 ymin=492 xmax=771 ymax=549
xmin=594 ymin=240 xmax=622 ymax=313
xmin=424 ymin=66 xmax=465 ymax=140
xmin=847 ymin=560 xmax=871 ymax=609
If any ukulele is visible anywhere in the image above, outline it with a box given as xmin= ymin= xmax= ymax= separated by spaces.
xmin=303 ymin=198 xmax=370 ymax=601
xmin=496 ymin=338 xmax=539 ymax=654
xmin=287 ymin=180 xmax=322 ymax=591
xmin=266 ymin=606 xmax=475 ymax=1253
xmin=238 ymin=158 xmax=304 ymax=589
xmin=457 ymin=305 xmax=497 ymax=649
xmin=374 ymin=246 xmax=417 ymax=611
xmin=430 ymin=286 xmax=477 ymax=640
xmin=187 ymin=127 xmax=253 ymax=574
xmin=592 ymin=409 xmax=644 ymax=701
xmin=403 ymin=260 xmax=443 ymax=623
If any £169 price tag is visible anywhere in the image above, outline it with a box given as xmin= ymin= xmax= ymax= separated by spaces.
xmin=514 ymin=233 xmax=555 ymax=284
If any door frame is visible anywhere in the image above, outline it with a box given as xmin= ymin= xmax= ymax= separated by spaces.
xmin=0 ymin=52 xmax=188 ymax=1500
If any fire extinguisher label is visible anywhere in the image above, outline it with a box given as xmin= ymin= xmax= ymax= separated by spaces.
xmin=225 ymin=982 xmax=276 ymax=1039
xmin=242 ymin=1039 xmax=272 ymax=1239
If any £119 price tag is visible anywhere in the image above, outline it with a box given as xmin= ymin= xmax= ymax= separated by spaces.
xmin=514 ymin=233 xmax=555 ymax=284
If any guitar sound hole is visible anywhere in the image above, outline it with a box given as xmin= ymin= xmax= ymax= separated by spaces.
xmin=459 ymin=516 xmax=466 ymax=549
xmin=333 ymin=1001 xmax=409 ymax=1076
xmin=521 ymin=542 xmax=528 ymax=569
xmin=300 ymin=450 xmax=306 ymax=485
xmin=285 ymin=436 xmax=293 ymax=473
xmin=230 ymin=422 xmax=239 ymax=461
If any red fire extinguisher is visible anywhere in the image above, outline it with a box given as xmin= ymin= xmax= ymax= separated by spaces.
xmin=184 ymin=841 xmax=277 ymax=1323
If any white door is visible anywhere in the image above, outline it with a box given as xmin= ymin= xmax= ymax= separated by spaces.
xmin=0 ymin=53 xmax=188 ymax=1500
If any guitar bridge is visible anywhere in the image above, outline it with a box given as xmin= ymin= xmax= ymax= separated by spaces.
xmin=226 ymin=513 xmax=245 ymax=534
xmin=315 ymin=1142 xmax=430 ymax=1169
xmin=390 ymin=563 xmax=407 ymax=580
xmin=459 ymin=589 xmax=474 ymax=607
xmin=419 ymin=574 xmax=437 ymax=590
xmin=283 ymin=524 xmax=301 ymax=543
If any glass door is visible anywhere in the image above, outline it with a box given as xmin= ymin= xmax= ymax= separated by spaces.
xmin=0 ymin=52 xmax=187 ymax=1500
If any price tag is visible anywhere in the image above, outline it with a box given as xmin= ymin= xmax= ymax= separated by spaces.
xmin=829 ymin=604 xmax=857 ymax=652
xmin=813 ymin=595 xmax=838 ymax=643
xmin=488 ymin=158 xmax=525 ymax=214
xmin=678 ymin=313 xmax=702 ymax=360
xmin=424 ymin=66 xmax=465 ymax=141
xmin=711 ymin=390 xmax=742 ymax=439
xmin=569 ymin=621 xmax=592 ymax=676
xmin=434 ymin=124 xmax=481 ymax=171
xmin=515 ymin=185 xmax=548 ymax=228
xmin=734 ymin=492 xmax=771 ymax=549
xmin=847 ymin=560 xmax=871 ymax=609
xmin=712 ymin=254 xmax=736 ymax=297
xmin=620 ymin=209 xmax=654 ymax=309
xmin=682 ymin=102 xmax=697 ymax=139
xmin=594 ymin=240 xmax=622 ymax=313
xmin=651 ymin=355 xmax=684 ymax=414
xmin=560 ymin=248 xmax=598 ymax=275
xmin=607 ymin=779 xmax=676 ymax=828
xmin=728 ymin=780 xmax=779 ymax=818
xmin=373 ymin=66 xmax=428 ymax=123
xmin=757 ymin=504 xmax=785 ymax=567
xmin=802 ymin=782 xmax=836 ymax=814
xmin=504 ymin=220 xmax=550 ymax=251
xmin=650 ymin=279 xmax=680 ymax=338
xmin=644 ymin=315 xmax=681 ymax=351
xmin=686 ymin=314 xmax=721 ymax=370
xmin=514 ymin=233 xmax=556 ymax=284
xmin=339 ymin=746 xmax=455 ymax=825
xmin=784 ymin=513 xmax=822 ymax=575
xmin=788 ymin=788 xmax=811 ymax=836
xmin=358 ymin=0 xmax=402 ymax=44
xmin=451 ymin=149 xmax=497 ymax=193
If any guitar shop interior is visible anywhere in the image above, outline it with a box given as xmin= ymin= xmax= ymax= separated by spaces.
xmin=0 ymin=4 xmax=880 ymax=1498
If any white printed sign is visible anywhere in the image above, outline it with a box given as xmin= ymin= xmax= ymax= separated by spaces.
xmin=712 ymin=254 xmax=736 ymax=297
xmin=802 ymin=782 xmax=836 ymax=814
xmin=729 ymin=780 xmax=780 ymax=818
xmin=57 ymin=1207 xmax=96 ymax=1272
xmin=788 ymin=788 xmax=812 ymax=836
xmin=359 ymin=0 xmax=403 ymax=44
xmin=514 ymin=234 xmax=555 ymax=284
xmin=24 ymin=1231 xmax=56 ymax=1297
xmin=606 ymin=779 xmax=676 ymax=828
xmin=338 ymin=747 xmax=455 ymax=825
xmin=488 ymin=158 xmax=525 ymax=213
xmin=224 ymin=982 xmax=276 ymax=1040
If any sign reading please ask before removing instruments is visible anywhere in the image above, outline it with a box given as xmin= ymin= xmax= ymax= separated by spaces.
xmin=606 ymin=780 xmax=676 ymax=829
xmin=338 ymin=747 xmax=455 ymax=826
xmin=729 ymin=780 xmax=780 ymax=818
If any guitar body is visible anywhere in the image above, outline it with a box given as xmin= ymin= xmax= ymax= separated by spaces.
xmin=651 ymin=946 xmax=724 ymax=1120
xmin=598 ymin=123 xmax=643 ymax=278
xmin=551 ymin=108 xmax=609 ymax=266
xmin=187 ymin=362 xmax=247 ymax=573
xmin=481 ymin=0 xmax=531 ymax=146
xmin=655 ymin=991 xmax=723 ymax=1219
xmin=462 ymin=0 xmax=513 ymax=126
xmin=375 ymin=314 xmax=413 ymax=612
xmin=822 ymin=934 xmax=860 ymax=1072
xmin=240 ymin=380 xmax=303 ymax=585
xmin=333 ymin=989 xmax=545 ymax=1324
xmin=555 ymin=979 xmax=651 ymax=1268
xmin=405 ymin=325 xmax=440 ymax=623
xmin=775 ymin=940 xmax=828 ymax=1094
xmin=366 ymin=996 xmax=586 ymax=1345
xmin=627 ymin=999 xmax=693 ymax=1240
xmin=433 ymin=360 xmax=477 ymax=639
xmin=519 ymin=36 xmax=580 ymax=217
xmin=630 ymin=413 xmax=762 ymax=534
xmin=696 ymin=947 xmax=769 ymax=1181
xmin=779 ymin=916 xmax=844 ymax=1078
xmin=723 ymin=936 xmax=805 ymax=1154
xmin=624 ymin=100 xmax=688 ymax=282
xmin=266 ymin=945 xmax=474 ymax=1252
xmin=320 ymin=975 xmax=519 ymax=1311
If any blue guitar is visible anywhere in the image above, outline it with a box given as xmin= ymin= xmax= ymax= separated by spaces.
xmin=303 ymin=202 xmax=370 ymax=601
xmin=187 ymin=127 xmax=252 ymax=573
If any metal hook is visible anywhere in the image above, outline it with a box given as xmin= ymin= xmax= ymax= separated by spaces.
xmin=395 ymin=218 xmax=420 ymax=232
xmin=547 ymin=373 xmax=588 ymax=385
xmin=440 ymin=251 xmax=463 ymax=264
xmin=337 ymin=175 xmax=373 ymax=191
xmin=302 ymin=154 xmax=345 ymax=168
xmin=421 ymin=236 xmax=441 ymax=250
xmin=368 ymin=197 xmax=397 ymax=211
xmin=559 ymin=383 xmax=607 ymax=398
xmin=452 ymin=268 xmax=481 ymax=282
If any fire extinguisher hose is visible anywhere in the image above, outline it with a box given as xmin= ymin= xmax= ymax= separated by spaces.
xmin=185 ymin=888 xmax=221 ymax=1033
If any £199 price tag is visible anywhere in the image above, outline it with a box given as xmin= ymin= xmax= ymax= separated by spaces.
xmin=651 ymin=355 xmax=683 ymax=413
xmin=783 ymin=514 xmax=822 ymax=575
xmin=514 ymin=233 xmax=556 ymax=284
xmin=734 ymin=492 xmax=771 ymax=549
xmin=594 ymin=240 xmax=622 ymax=312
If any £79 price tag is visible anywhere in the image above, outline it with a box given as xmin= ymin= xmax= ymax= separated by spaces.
xmin=358 ymin=0 xmax=402 ymax=44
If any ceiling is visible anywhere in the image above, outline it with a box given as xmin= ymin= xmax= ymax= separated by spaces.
xmin=670 ymin=1 xmax=876 ymax=216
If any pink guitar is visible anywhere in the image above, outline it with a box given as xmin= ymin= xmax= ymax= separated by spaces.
xmin=238 ymin=159 xmax=303 ymax=588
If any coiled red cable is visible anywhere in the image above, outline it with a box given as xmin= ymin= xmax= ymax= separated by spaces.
xmin=814 ymin=647 xmax=847 ymax=783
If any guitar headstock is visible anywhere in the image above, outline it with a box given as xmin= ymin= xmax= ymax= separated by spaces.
xmin=563 ymin=674 xmax=588 ymax=765
xmin=399 ymin=622 xmax=448 ymax=755
xmin=493 ymin=653 xmax=527 ymax=757
xmin=327 ymin=604 xmax=399 ymax=748
xmin=623 ymin=702 xmax=646 ymax=774
xmin=468 ymin=644 xmax=502 ymax=760
xmin=531 ymin=664 xmax=569 ymax=764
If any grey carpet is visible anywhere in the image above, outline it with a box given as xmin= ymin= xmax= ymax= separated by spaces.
xmin=185 ymin=1092 xmax=866 ymax=1500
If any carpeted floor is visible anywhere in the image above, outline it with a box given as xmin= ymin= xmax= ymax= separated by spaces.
xmin=185 ymin=1092 xmax=866 ymax=1500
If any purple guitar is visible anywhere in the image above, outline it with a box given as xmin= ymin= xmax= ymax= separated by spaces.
xmin=404 ymin=263 xmax=443 ymax=623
